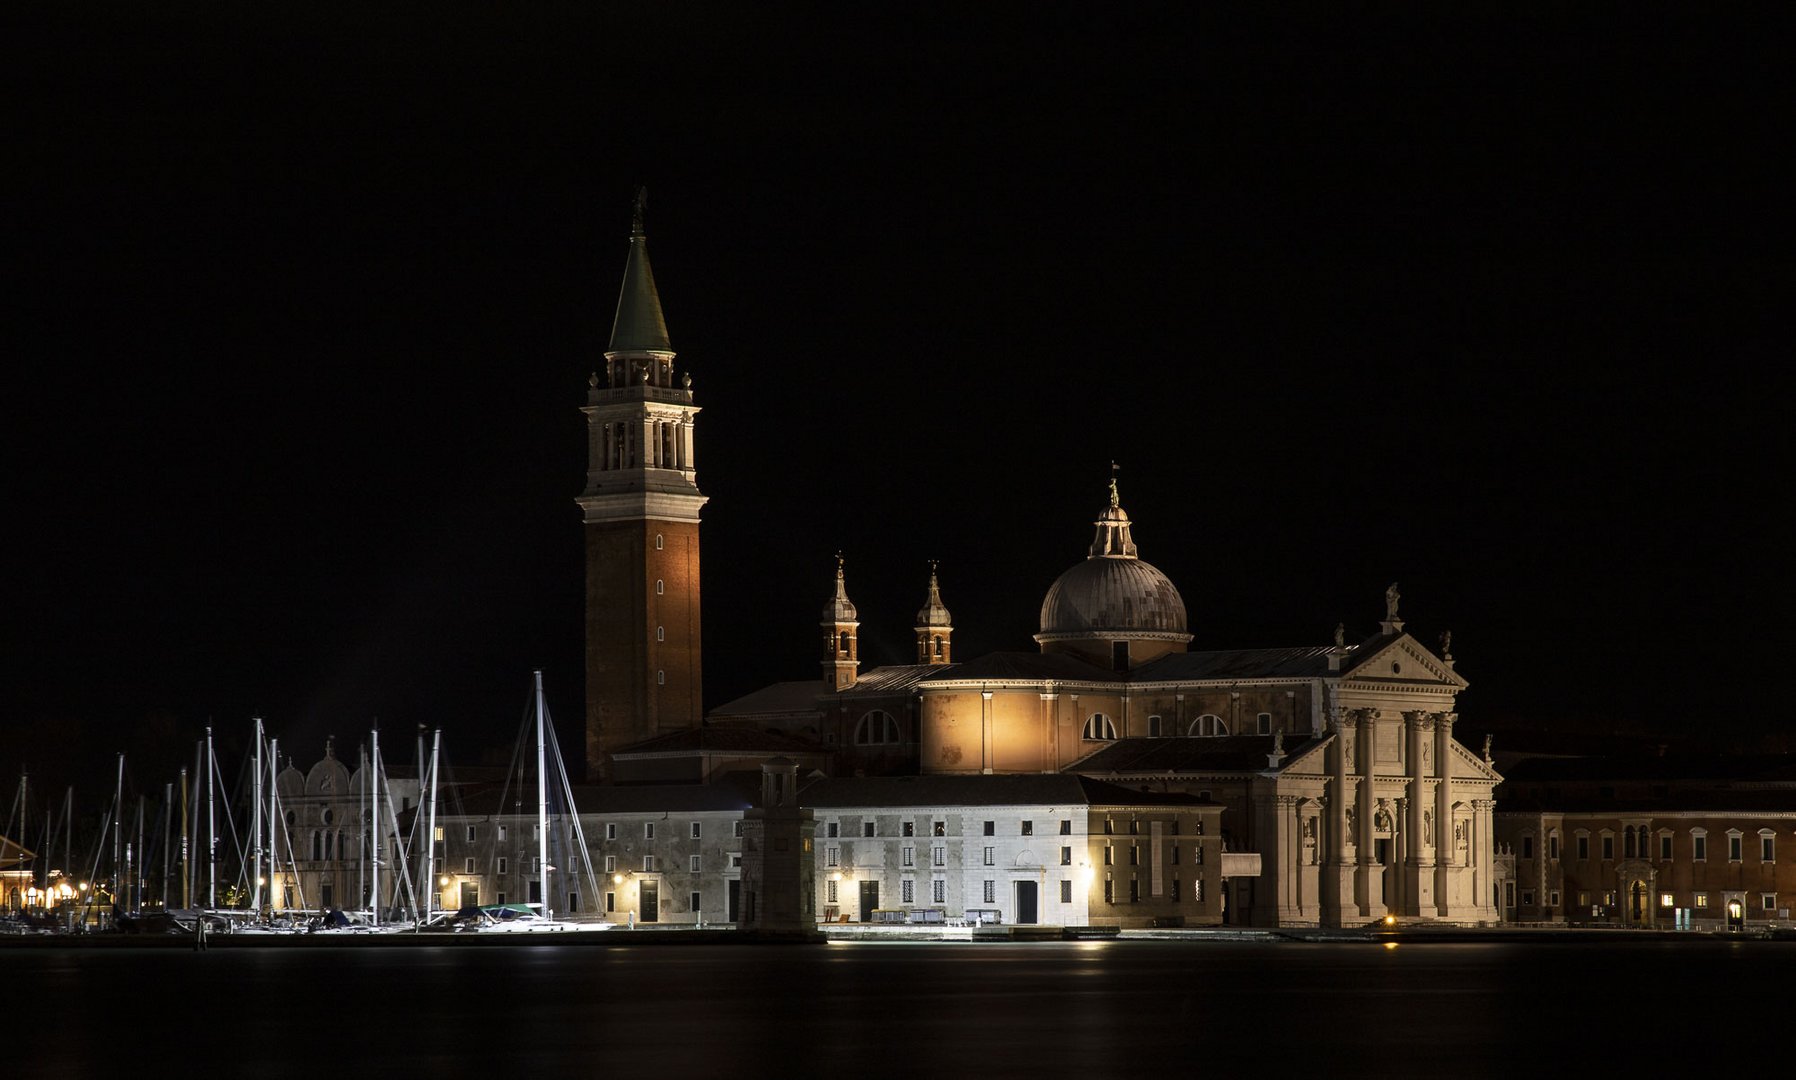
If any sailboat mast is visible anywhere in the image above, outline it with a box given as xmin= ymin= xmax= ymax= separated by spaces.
xmin=251 ymin=717 xmax=264 ymax=914
xmin=162 ymin=782 xmax=173 ymax=909
xmin=205 ymin=727 xmax=216 ymax=910
xmin=423 ymin=728 xmax=441 ymax=925
xmin=112 ymin=753 xmax=123 ymax=910
xmin=535 ymin=671 xmax=551 ymax=920
xmin=133 ymin=796 xmax=144 ymax=915
xmin=269 ymin=738 xmax=280 ymax=910
xmin=370 ymin=727 xmax=381 ymax=927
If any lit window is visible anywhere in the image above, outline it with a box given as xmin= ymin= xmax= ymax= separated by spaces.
xmin=1660 ymin=893 xmax=1674 ymax=908
xmin=1694 ymin=892 xmax=1709 ymax=908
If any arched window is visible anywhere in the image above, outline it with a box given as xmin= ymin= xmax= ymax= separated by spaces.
xmin=1083 ymin=714 xmax=1117 ymax=741
xmin=1147 ymin=715 xmax=1163 ymax=737
xmin=1183 ymin=714 xmax=1227 ymax=737
xmin=839 ymin=631 xmax=851 ymax=654
xmin=932 ymin=635 xmax=943 ymax=659
xmin=853 ymin=710 xmax=901 ymax=746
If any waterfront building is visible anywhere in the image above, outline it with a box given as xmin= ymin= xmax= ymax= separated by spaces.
xmin=1497 ymin=755 xmax=1796 ymax=929
xmin=267 ymin=741 xmax=422 ymax=916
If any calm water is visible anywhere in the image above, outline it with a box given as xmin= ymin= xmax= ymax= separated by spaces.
xmin=12 ymin=938 xmax=1782 ymax=1076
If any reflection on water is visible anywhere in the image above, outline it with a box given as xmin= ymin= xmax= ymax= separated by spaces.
xmin=15 ymin=939 xmax=1787 ymax=1076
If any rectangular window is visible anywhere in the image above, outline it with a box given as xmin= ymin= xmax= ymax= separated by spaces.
xmin=728 ymin=854 xmax=742 ymax=869
xmin=932 ymin=879 xmax=945 ymax=904
xmin=982 ymin=846 xmax=995 ymax=866
xmin=1258 ymin=712 xmax=1272 ymax=734
xmin=690 ymin=890 xmax=701 ymax=912
xmin=1061 ymin=880 xmax=1073 ymax=903
xmin=498 ymin=825 xmax=508 ymax=841
xmin=1549 ymin=835 xmax=1559 ymax=860
xmin=1060 ymin=820 xmax=1072 ymax=836
xmin=1764 ymin=836 xmax=1776 ymax=862
xmin=1602 ymin=891 xmax=1616 ymax=907
xmin=826 ymin=846 xmax=839 ymax=868
xmin=1551 ymin=890 xmax=1561 ymax=907
xmin=1576 ymin=891 xmax=1589 ymax=908
xmin=1576 ymin=836 xmax=1589 ymax=861
xmin=433 ymin=826 xmax=444 ymax=843
xmin=903 ymin=846 xmax=914 ymax=867
xmin=604 ymin=855 xmax=616 ymax=873
xmin=1730 ymin=835 xmax=1744 ymax=862
xmin=689 ymin=854 xmax=702 ymax=873
xmin=902 ymin=879 xmax=914 ymax=904
xmin=983 ymin=880 xmax=995 ymax=903
xmin=1601 ymin=835 xmax=1614 ymax=861
xmin=1194 ymin=878 xmax=1203 ymax=902
xmin=643 ymin=855 xmax=656 ymax=872
xmin=497 ymin=857 xmax=508 ymax=875
xmin=1694 ymin=835 xmax=1708 ymax=861
xmin=902 ymin=821 xmax=915 ymax=837
xmin=1660 ymin=834 xmax=1672 ymax=861
xmin=1021 ymin=820 xmax=1033 ymax=836
xmin=1172 ymin=876 xmax=1180 ymax=900
xmin=568 ymin=892 xmax=580 ymax=914
xmin=1129 ymin=879 xmax=1140 ymax=903
xmin=1129 ymin=844 xmax=1139 ymax=866
xmin=1061 ymin=846 xmax=1072 ymax=866
xmin=1170 ymin=844 xmax=1181 ymax=865
xmin=465 ymin=825 xmax=476 ymax=842
xmin=1103 ymin=878 xmax=1114 ymax=904
xmin=1129 ymin=819 xmax=1140 ymax=835
xmin=1695 ymin=892 xmax=1709 ymax=908
xmin=1104 ymin=818 xmax=1114 ymax=835
xmin=606 ymin=891 xmax=616 ymax=913
xmin=1763 ymin=893 xmax=1778 ymax=911
xmin=733 ymin=821 xmax=743 ymax=838
xmin=933 ymin=821 xmax=946 ymax=837
xmin=932 ymin=846 xmax=946 ymax=867
xmin=827 ymin=821 xmax=839 ymax=838
xmin=464 ymin=858 xmax=476 ymax=874
xmin=1103 ymin=846 xmax=1113 ymax=866
xmin=826 ymin=880 xmax=838 ymax=904
xmin=497 ymin=892 xmax=506 ymax=905
xmin=1661 ymin=893 xmax=1675 ymax=908
xmin=983 ymin=820 xmax=995 ymax=836
xmin=691 ymin=822 xmax=702 ymax=840
xmin=605 ymin=822 xmax=616 ymax=840
xmin=644 ymin=822 xmax=656 ymax=840
xmin=862 ymin=821 xmax=875 ymax=838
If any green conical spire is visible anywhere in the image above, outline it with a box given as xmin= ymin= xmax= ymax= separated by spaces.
xmin=608 ymin=186 xmax=672 ymax=354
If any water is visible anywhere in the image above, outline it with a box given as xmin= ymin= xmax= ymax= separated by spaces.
xmin=13 ymin=938 xmax=1782 ymax=1076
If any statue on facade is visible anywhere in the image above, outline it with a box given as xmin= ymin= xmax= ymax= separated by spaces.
xmin=1384 ymin=582 xmax=1401 ymax=621
xmin=1272 ymin=729 xmax=1284 ymax=755
xmin=1334 ymin=622 xmax=1346 ymax=648
xmin=1482 ymin=733 xmax=1494 ymax=764
xmin=1423 ymin=809 xmax=1434 ymax=845
xmin=1374 ymin=804 xmax=1393 ymax=833
xmin=1438 ymin=629 xmax=1453 ymax=659
xmin=1344 ymin=807 xmax=1357 ymax=843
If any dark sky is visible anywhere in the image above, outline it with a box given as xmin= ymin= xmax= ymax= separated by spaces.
xmin=6 ymin=6 xmax=1786 ymax=798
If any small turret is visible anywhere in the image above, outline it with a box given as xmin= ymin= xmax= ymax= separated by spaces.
xmin=914 ymin=561 xmax=953 ymax=665
xmin=822 ymin=555 xmax=860 ymax=691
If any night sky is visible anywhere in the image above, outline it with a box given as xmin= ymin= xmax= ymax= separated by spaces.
xmin=7 ymin=7 xmax=1785 ymax=800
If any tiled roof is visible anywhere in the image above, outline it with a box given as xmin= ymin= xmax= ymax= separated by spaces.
xmin=1132 ymin=647 xmax=1338 ymax=681
xmin=917 ymin=651 xmax=1117 ymax=683
xmin=800 ymin=773 xmax=1213 ymax=809
xmin=610 ymin=726 xmax=827 ymax=757
xmin=1070 ymin=735 xmax=1322 ymax=774
xmin=709 ymin=680 xmax=822 ymax=717
xmin=840 ymin=664 xmax=945 ymax=696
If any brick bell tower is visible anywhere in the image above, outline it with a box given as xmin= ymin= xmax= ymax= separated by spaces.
xmin=580 ymin=188 xmax=706 ymax=781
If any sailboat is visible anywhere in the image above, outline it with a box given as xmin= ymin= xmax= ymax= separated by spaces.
xmin=456 ymin=672 xmax=609 ymax=934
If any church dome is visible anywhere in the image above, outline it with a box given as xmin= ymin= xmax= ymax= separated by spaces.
xmin=1035 ymin=481 xmax=1192 ymax=650
xmin=1038 ymin=556 xmax=1188 ymax=638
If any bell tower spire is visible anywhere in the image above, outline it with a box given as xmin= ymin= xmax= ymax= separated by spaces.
xmin=580 ymin=188 xmax=707 ymax=781
xmin=914 ymin=561 xmax=953 ymax=665
xmin=822 ymin=555 xmax=860 ymax=692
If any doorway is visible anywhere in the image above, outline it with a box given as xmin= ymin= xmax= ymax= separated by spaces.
xmin=640 ymin=878 xmax=659 ymax=922
xmin=1629 ymin=881 xmax=1648 ymax=925
xmin=460 ymin=882 xmax=478 ymax=910
xmin=727 ymin=879 xmax=740 ymax=923
xmin=1016 ymin=881 xmax=1039 ymax=924
xmin=859 ymin=880 xmax=879 ymax=922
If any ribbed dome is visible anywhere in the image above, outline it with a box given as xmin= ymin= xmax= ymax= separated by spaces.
xmin=1038 ymin=556 xmax=1188 ymax=638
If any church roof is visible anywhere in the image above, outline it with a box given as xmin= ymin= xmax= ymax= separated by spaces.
xmin=1070 ymin=735 xmax=1324 ymax=774
xmin=1132 ymin=646 xmax=1340 ymax=681
xmin=799 ymin=773 xmax=1214 ymax=809
xmin=607 ymin=189 xmax=672 ymax=354
xmin=711 ymin=680 xmax=822 ymax=718
xmin=610 ymin=726 xmax=828 ymax=757
xmin=918 ymin=651 xmax=1116 ymax=684
xmin=840 ymin=664 xmax=944 ymax=696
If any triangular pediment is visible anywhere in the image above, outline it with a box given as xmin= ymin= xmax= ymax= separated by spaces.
xmin=1344 ymin=633 xmax=1467 ymax=690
